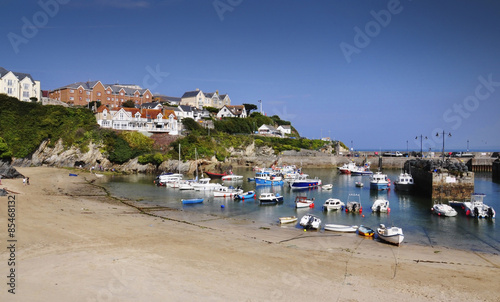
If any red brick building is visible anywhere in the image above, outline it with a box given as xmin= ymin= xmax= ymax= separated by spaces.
xmin=49 ymin=81 xmax=153 ymax=108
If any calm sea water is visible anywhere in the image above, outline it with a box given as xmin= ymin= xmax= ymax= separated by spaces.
xmin=98 ymin=168 xmax=500 ymax=254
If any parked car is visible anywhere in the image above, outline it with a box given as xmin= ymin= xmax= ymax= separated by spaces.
xmin=382 ymin=151 xmax=404 ymax=157
xmin=449 ymin=152 xmax=475 ymax=158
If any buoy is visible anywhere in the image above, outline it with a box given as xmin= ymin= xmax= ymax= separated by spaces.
xmin=387 ymin=208 xmax=391 ymax=213
xmin=304 ymin=229 xmax=307 ymax=232
xmin=362 ymin=215 xmax=365 ymax=217
xmin=221 ymin=205 xmax=225 ymax=208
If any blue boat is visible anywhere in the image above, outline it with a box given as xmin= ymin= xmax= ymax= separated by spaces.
xmin=255 ymin=174 xmax=284 ymax=186
xmin=181 ymin=198 xmax=204 ymax=204
xmin=234 ymin=191 xmax=255 ymax=200
xmin=369 ymin=172 xmax=389 ymax=190
xmin=289 ymin=175 xmax=321 ymax=190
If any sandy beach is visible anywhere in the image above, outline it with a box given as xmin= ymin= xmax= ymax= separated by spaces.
xmin=0 ymin=167 xmax=499 ymax=301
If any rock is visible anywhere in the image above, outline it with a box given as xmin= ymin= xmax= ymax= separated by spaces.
xmin=0 ymin=160 xmax=24 ymax=179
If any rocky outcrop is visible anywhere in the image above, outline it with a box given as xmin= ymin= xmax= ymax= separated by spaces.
xmin=0 ymin=160 xmax=24 ymax=179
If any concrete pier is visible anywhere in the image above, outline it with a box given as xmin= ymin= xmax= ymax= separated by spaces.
xmin=407 ymin=159 xmax=474 ymax=200
xmin=493 ymin=159 xmax=500 ymax=180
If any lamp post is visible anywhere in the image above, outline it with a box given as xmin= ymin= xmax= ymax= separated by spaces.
xmin=415 ymin=135 xmax=427 ymax=158
xmin=406 ymin=140 xmax=408 ymax=154
xmin=436 ymin=131 xmax=452 ymax=165
xmin=467 ymin=139 xmax=469 ymax=152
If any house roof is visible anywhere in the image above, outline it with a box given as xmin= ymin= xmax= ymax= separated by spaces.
xmin=51 ymin=81 xmax=149 ymax=96
xmin=141 ymin=102 xmax=162 ymax=109
xmin=179 ymin=105 xmax=194 ymax=112
xmin=0 ymin=67 xmax=36 ymax=83
xmin=181 ymin=90 xmax=202 ymax=98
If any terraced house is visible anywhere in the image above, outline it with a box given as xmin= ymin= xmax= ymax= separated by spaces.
xmin=94 ymin=105 xmax=178 ymax=135
xmin=0 ymin=67 xmax=41 ymax=102
xmin=49 ymin=81 xmax=153 ymax=108
xmin=180 ymin=88 xmax=231 ymax=109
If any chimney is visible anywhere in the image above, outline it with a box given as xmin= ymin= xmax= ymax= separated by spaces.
xmin=196 ymin=88 xmax=200 ymax=91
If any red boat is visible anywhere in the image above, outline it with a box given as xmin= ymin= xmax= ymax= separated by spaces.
xmin=204 ymin=171 xmax=228 ymax=179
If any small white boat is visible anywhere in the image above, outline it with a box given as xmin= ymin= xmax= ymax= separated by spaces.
xmin=431 ymin=203 xmax=457 ymax=217
xmin=279 ymin=216 xmax=298 ymax=224
xmin=222 ymin=174 xmax=243 ymax=181
xmin=299 ymin=214 xmax=321 ymax=229
xmin=463 ymin=193 xmax=496 ymax=218
xmin=295 ymin=196 xmax=315 ymax=208
xmin=355 ymin=181 xmax=364 ymax=187
xmin=322 ymin=184 xmax=333 ymax=190
xmin=377 ymin=224 xmax=404 ymax=246
xmin=371 ymin=199 xmax=390 ymax=213
xmin=259 ymin=192 xmax=284 ymax=204
xmin=191 ymin=178 xmax=223 ymax=191
xmin=345 ymin=193 xmax=362 ymax=213
xmin=322 ymin=198 xmax=344 ymax=211
xmin=324 ymin=224 xmax=358 ymax=233
xmin=213 ymin=186 xmax=243 ymax=197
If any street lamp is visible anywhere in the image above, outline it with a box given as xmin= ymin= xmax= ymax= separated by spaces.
xmin=415 ymin=135 xmax=427 ymax=158
xmin=436 ymin=131 xmax=452 ymax=165
xmin=406 ymin=140 xmax=408 ymax=154
xmin=467 ymin=139 xmax=469 ymax=152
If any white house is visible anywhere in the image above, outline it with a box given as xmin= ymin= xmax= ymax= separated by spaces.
xmin=277 ymin=125 xmax=292 ymax=135
xmin=95 ymin=106 xmax=178 ymax=135
xmin=180 ymin=89 xmax=231 ymax=109
xmin=216 ymin=105 xmax=247 ymax=118
xmin=0 ymin=67 xmax=41 ymax=102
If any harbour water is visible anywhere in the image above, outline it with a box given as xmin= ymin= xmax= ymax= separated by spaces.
xmin=99 ymin=168 xmax=500 ymax=254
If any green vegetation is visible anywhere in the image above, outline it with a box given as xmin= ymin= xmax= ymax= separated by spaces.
xmin=0 ymin=95 xmax=341 ymax=167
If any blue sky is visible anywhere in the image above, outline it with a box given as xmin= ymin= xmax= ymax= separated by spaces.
xmin=2 ymin=0 xmax=500 ymax=151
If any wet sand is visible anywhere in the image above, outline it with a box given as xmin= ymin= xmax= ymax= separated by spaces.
xmin=0 ymin=167 xmax=499 ymax=301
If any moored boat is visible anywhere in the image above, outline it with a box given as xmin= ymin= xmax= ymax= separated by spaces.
xmin=358 ymin=225 xmax=375 ymax=237
xmin=371 ymin=199 xmax=390 ymax=213
xmin=345 ymin=193 xmax=362 ymax=213
xmin=393 ymin=172 xmax=414 ymax=192
xmin=322 ymin=184 xmax=333 ymax=190
xmin=279 ymin=216 xmax=298 ymax=224
xmin=431 ymin=203 xmax=457 ymax=217
xmin=462 ymin=193 xmax=496 ymax=218
xmin=204 ymin=171 xmax=228 ymax=179
xmin=322 ymin=198 xmax=344 ymax=211
xmin=221 ymin=174 xmax=244 ymax=181
xmin=181 ymin=198 xmax=204 ymax=205
xmin=234 ymin=191 xmax=256 ymax=200
xmin=299 ymin=214 xmax=321 ymax=229
xmin=355 ymin=181 xmax=364 ymax=187
xmin=377 ymin=224 xmax=404 ymax=246
xmin=295 ymin=196 xmax=315 ymax=208
xmin=338 ymin=162 xmax=356 ymax=174
xmin=213 ymin=186 xmax=243 ymax=197
xmin=259 ymin=192 xmax=284 ymax=204
xmin=370 ymin=172 xmax=390 ymax=191
xmin=324 ymin=224 xmax=358 ymax=233
xmin=289 ymin=174 xmax=322 ymax=190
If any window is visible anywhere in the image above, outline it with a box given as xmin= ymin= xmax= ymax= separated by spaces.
xmin=120 ymin=92 xmax=124 ymax=96
xmin=97 ymin=92 xmax=101 ymax=96
xmin=79 ymin=90 xmax=82 ymax=93
xmin=107 ymin=97 xmax=110 ymax=101
xmin=69 ymin=97 xmax=74 ymax=100
xmin=70 ymin=89 xmax=74 ymax=93
xmin=7 ymin=80 xmax=13 ymax=86
xmin=107 ymin=91 xmax=111 ymax=94
xmin=86 ymin=91 xmax=90 ymax=95
xmin=24 ymin=84 xmax=29 ymax=90
xmin=23 ymin=91 xmax=29 ymax=97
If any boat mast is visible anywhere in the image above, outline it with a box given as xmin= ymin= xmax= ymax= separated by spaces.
xmin=195 ymin=148 xmax=198 ymax=181
xmin=178 ymin=143 xmax=181 ymax=174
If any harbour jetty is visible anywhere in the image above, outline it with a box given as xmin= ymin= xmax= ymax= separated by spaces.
xmin=493 ymin=159 xmax=500 ymax=180
xmin=406 ymin=159 xmax=474 ymax=200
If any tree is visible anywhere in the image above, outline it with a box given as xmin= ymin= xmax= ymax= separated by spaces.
xmin=243 ymin=103 xmax=258 ymax=114
xmin=0 ymin=137 xmax=12 ymax=162
xmin=29 ymin=97 xmax=38 ymax=102
xmin=122 ymin=100 xmax=136 ymax=108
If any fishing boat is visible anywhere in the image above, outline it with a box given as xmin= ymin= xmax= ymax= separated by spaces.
xmin=338 ymin=162 xmax=356 ymax=174
xmin=371 ymin=199 xmax=390 ymax=213
xmin=324 ymin=224 xmax=358 ymax=233
xmin=377 ymin=224 xmax=404 ymax=246
xmin=358 ymin=225 xmax=375 ymax=237
xmin=299 ymin=214 xmax=321 ymax=229
xmin=431 ymin=203 xmax=458 ymax=217
xmin=393 ymin=172 xmax=414 ymax=192
xmin=322 ymin=198 xmax=344 ymax=211
xmin=255 ymin=173 xmax=284 ymax=186
xmin=289 ymin=174 xmax=322 ymax=190
xmin=213 ymin=186 xmax=243 ymax=197
xmin=370 ymin=172 xmax=390 ymax=191
xmin=279 ymin=216 xmax=298 ymax=224
xmin=181 ymin=198 xmax=204 ymax=205
xmin=462 ymin=193 xmax=496 ymax=218
xmin=295 ymin=196 xmax=315 ymax=208
xmin=351 ymin=162 xmax=373 ymax=176
xmin=322 ymin=184 xmax=333 ymax=190
xmin=204 ymin=171 xmax=228 ymax=179
xmin=234 ymin=191 xmax=256 ymax=200
xmin=259 ymin=192 xmax=284 ymax=204
xmin=221 ymin=174 xmax=244 ymax=182
xmin=345 ymin=193 xmax=362 ymax=213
